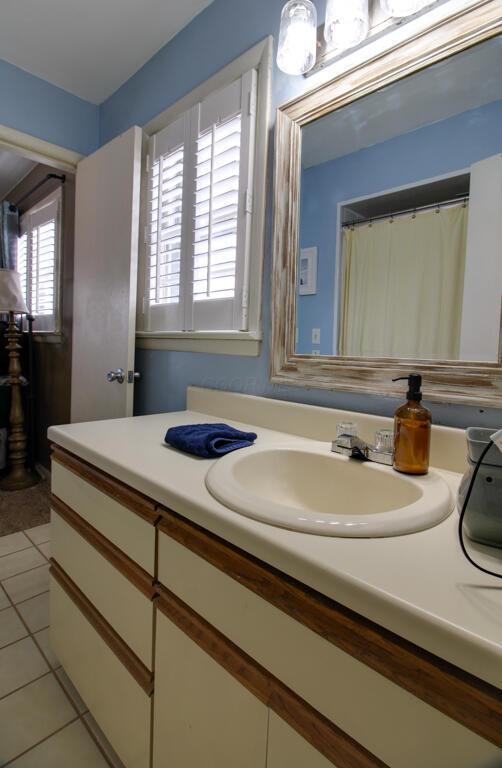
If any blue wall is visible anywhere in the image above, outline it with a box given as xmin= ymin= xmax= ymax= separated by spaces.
xmin=3 ymin=0 xmax=497 ymax=428
xmin=297 ymin=98 xmax=502 ymax=355
xmin=98 ymin=0 xmax=501 ymax=429
xmin=0 ymin=59 xmax=99 ymax=155
xmin=99 ymin=0 xmax=320 ymax=144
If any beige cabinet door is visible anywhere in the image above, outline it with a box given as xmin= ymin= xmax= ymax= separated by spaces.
xmin=50 ymin=576 xmax=151 ymax=768
xmin=153 ymin=611 xmax=268 ymax=768
xmin=267 ymin=712 xmax=339 ymax=768
xmin=71 ymin=126 xmax=143 ymax=423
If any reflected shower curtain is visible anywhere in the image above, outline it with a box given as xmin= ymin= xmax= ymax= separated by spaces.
xmin=0 ymin=201 xmax=19 ymax=269
xmin=339 ymin=204 xmax=468 ymax=360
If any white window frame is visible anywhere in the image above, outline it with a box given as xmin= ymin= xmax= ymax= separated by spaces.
xmin=18 ymin=187 xmax=62 ymax=336
xmin=136 ymin=37 xmax=272 ymax=356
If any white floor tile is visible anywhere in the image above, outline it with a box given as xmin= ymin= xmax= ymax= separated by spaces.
xmin=0 ymin=548 xmax=46 ymax=581
xmin=17 ymin=592 xmax=49 ymax=633
xmin=55 ymin=668 xmax=88 ymax=714
xmin=0 ymin=532 xmax=31 ymax=558
xmin=0 ymin=637 xmax=49 ymax=699
xmin=0 ymin=586 xmax=9 ymax=611
xmin=2 ymin=564 xmax=50 ymax=605
xmin=8 ymin=720 xmax=109 ymax=768
xmin=37 ymin=542 xmax=51 ymax=560
xmin=0 ymin=674 xmax=76 ymax=766
xmin=24 ymin=524 xmax=51 ymax=546
xmin=83 ymin=713 xmax=126 ymax=768
xmin=0 ymin=607 xmax=28 ymax=649
xmin=33 ymin=628 xmax=60 ymax=669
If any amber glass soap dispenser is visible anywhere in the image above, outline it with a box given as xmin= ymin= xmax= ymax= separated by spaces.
xmin=392 ymin=374 xmax=431 ymax=475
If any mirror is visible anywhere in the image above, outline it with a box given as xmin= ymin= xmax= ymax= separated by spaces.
xmin=296 ymin=35 xmax=502 ymax=363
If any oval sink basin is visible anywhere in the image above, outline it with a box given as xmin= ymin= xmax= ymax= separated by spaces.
xmin=205 ymin=445 xmax=453 ymax=537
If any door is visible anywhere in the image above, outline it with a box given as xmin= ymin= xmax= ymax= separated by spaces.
xmin=71 ymin=126 xmax=143 ymax=423
xmin=153 ymin=611 xmax=268 ymax=768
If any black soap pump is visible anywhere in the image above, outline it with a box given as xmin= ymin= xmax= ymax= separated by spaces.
xmin=392 ymin=374 xmax=431 ymax=475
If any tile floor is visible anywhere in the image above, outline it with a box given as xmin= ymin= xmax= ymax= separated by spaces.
xmin=0 ymin=522 xmax=125 ymax=767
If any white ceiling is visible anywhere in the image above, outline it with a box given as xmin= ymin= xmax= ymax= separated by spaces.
xmin=0 ymin=0 xmax=214 ymax=104
xmin=0 ymin=148 xmax=36 ymax=201
xmin=302 ymin=36 xmax=502 ymax=169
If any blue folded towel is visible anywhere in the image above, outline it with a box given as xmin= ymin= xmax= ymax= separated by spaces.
xmin=165 ymin=423 xmax=257 ymax=458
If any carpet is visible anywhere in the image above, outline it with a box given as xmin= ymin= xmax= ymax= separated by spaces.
xmin=0 ymin=479 xmax=51 ymax=535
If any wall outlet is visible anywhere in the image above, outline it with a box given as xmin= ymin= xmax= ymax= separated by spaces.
xmin=312 ymin=328 xmax=321 ymax=345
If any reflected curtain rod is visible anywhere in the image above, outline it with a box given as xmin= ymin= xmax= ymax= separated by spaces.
xmin=342 ymin=195 xmax=469 ymax=229
xmin=10 ymin=173 xmax=66 ymax=212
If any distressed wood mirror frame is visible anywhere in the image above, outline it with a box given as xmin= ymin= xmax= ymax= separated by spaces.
xmin=271 ymin=0 xmax=502 ymax=407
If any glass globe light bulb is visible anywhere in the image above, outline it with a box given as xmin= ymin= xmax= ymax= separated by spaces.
xmin=324 ymin=0 xmax=369 ymax=52
xmin=277 ymin=0 xmax=318 ymax=76
xmin=379 ymin=0 xmax=435 ymax=18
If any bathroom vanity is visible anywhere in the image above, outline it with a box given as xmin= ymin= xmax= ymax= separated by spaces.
xmin=48 ymin=388 xmax=502 ymax=768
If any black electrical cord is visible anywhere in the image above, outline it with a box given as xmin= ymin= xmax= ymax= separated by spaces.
xmin=458 ymin=440 xmax=502 ymax=579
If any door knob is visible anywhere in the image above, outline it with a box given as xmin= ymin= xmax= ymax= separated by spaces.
xmin=106 ymin=368 xmax=125 ymax=384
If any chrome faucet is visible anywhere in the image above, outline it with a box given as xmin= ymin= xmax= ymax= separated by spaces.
xmin=331 ymin=424 xmax=394 ymax=466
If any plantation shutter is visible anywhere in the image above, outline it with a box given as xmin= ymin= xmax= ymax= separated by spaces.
xmin=16 ymin=232 xmax=28 ymax=300
xmin=18 ymin=190 xmax=60 ymax=332
xmin=146 ymin=68 xmax=257 ymax=333
xmin=147 ymin=113 xmax=188 ymax=332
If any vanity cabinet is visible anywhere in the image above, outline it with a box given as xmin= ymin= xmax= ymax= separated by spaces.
xmin=153 ymin=609 xmax=269 ymax=768
xmin=49 ymin=443 xmax=502 ymax=768
xmin=50 ymin=573 xmax=152 ymax=768
xmin=50 ymin=448 xmax=156 ymax=768
xmin=155 ymin=511 xmax=502 ymax=768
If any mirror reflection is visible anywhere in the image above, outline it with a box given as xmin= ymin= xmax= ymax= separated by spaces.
xmin=296 ymin=36 xmax=502 ymax=362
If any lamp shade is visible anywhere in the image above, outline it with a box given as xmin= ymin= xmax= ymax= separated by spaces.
xmin=0 ymin=269 xmax=29 ymax=314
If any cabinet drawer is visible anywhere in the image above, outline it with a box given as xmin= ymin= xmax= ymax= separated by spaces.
xmin=158 ymin=527 xmax=501 ymax=768
xmin=50 ymin=572 xmax=151 ymax=768
xmin=52 ymin=455 xmax=156 ymax=574
xmin=52 ymin=508 xmax=154 ymax=668
xmin=153 ymin=609 xmax=268 ymax=768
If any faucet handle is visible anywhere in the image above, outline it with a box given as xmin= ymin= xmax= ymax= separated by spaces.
xmin=374 ymin=429 xmax=394 ymax=452
xmin=367 ymin=429 xmax=394 ymax=465
xmin=336 ymin=421 xmax=358 ymax=438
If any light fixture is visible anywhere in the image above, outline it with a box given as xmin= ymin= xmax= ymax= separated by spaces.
xmin=0 ymin=269 xmax=38 ymax=490
xmin=379 ymin=0 xmax=435 ymax=18
xmin=324 ymin=0 xmax=369 ymax=52
xmin=277 ymin=0 xmax=318 ymax=76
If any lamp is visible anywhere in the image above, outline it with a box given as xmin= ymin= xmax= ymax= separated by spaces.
xmin=0 ymin=269 xmax=38 ymax=490
xmin=379 ymin=0 xmax=435 ymax=18
xmin=324 ymin=0 xmax=369 ymax=52
xmin=277 ymin=0 xmax=318 ymax=75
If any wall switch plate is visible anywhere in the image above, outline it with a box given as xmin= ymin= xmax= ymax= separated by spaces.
xmin=312 ymin=328 xmax=321 ymax=345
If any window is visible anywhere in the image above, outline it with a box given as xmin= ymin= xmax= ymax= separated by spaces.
xmin=17 ymin=189 xmax=61 ymax=333
xmin=145 ymin=70 xmax=257 ymax=334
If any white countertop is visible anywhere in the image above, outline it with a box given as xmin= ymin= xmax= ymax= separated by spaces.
xmin=49 ymin=409 xmax=502 ymax=689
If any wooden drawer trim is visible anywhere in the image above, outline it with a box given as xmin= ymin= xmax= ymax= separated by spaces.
xmin=158 ymin=511 xmax=502 ymax=748
xmin=51 ymin=446 xmax=159 ymax=525
xmin=156 ymin=584 xmax=387 ymax=768
xmin=51 ymin=494 xmax=155 ymax=597
xmin=51 ymin=560 xmax=154 ymax=696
